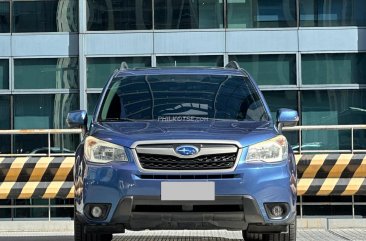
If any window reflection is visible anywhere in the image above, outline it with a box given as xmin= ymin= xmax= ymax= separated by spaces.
xmin=87 ymin=0 xmax=152 ymax=31
xmin=13 ymin=0 xmax=78 ymax=33
xmin=300 ymin=0 xmax=366 ymax=27
xmin=230 ymin=55 xmax=296 ymax=85
xmin=13 ymin=94 xmax=79 ymax=154
xmin=100 ymin=74 xmax=269 ymax=121
xmin=227 ymin=0 xmax=296 ymax=28
xmin=5 ymin=0 xmax=366 ymax=33
xmin=14 ymin=58 xmax=79 ymax=89
xmin=302 ymin=53 xmax=366 ymax=85
xmin=154 ymin=0 xmax=223 ymax=29
xmin=302 ymin=90 xmax=366 ymax=150
xmin=87 ymin=57 xmax=151 ymax=88
xmin=262 ymin=91 xmax=298 ymax=120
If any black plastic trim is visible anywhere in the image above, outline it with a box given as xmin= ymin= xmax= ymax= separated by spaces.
xmin=110 ymin=195 xmax=265 ymax=230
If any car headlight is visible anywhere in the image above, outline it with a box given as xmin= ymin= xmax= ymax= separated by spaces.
xmin=246 ymin=135 xmax=288 ymax=163
xmin=84 ymin=136 xmax=128 ymax=163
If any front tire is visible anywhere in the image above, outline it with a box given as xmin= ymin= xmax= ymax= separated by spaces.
xmin=74 ymin=213 xmax=113 ymax=241
xmin=242 ymin=220 xmax=296 ymax=241
xmin=242 ymin=231 xmax=263 ymax=241
xmin=74 ymin=214 xmax=85 ymax=241
xmin=263 ymin=220 xmax=296 ymax=241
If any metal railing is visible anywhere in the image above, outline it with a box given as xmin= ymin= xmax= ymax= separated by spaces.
xmin=283 ymin=124 xmax=366 ymax=154
xmin=283 ymin=124 xmax=366 ymax=218
xmin=298 ymin=196 xmax=366 ymax=219
xmin=0 ymin=129 xmax=82 ymax=157
xmin=0 ymin=129 xmax=80 ymax=220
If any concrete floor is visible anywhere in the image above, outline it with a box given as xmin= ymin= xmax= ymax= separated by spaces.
xmin=1 ymin=229 xmax=366 ymax=241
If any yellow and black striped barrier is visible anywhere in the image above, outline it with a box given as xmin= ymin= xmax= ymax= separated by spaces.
xmin=0 ymin=154 xmax=366 ymax=199
xmin=0 ymin=157 xmax=74 ymax=199
xmin=296 ymin=154 xmax=366 ymax=196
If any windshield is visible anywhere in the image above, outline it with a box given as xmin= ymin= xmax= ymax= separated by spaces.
xmin=98 ymin=74 xmax=270 ymax=122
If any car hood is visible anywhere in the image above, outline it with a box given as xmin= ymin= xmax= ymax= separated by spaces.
xmin=89 ymin=120 xmax=278 ymax=148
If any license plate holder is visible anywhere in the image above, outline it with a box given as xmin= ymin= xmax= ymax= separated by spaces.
xmin=161 ymin=182 xmax=215 ymax=201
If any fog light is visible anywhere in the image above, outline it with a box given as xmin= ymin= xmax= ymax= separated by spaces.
xmin=91 ymin=206 xmax=103 ymax=218
xmin=264 ymin=203 xmax=289 ymax=219
xmin=271 ymin=205 xmax=284 ymax=217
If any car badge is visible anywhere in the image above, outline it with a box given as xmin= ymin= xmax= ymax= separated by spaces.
xmin=175 ymin=145 xmax=199 ymax=156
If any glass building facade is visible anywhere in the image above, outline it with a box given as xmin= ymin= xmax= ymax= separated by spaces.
xmin=1 ymin=0 xmax=366 ymax=218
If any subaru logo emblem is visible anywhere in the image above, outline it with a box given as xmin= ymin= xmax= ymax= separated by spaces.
xmin=175 ymin=145 xmax=199 ymax=156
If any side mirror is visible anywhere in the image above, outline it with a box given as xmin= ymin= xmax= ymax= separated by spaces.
xmin=276 ymin=108 xmax=299 ymax=132
xmin=67 ymin=110 xmax=88 ymax=130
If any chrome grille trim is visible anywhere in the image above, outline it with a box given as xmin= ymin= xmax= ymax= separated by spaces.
xmin=136 ymin=145 xmax=238 ymax=159
xmin=131 ymin=140 xmax=242 ymax=174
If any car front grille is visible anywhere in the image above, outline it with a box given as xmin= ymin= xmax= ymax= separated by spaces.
xmin=135 ymin=144 xmax=239 ymax=171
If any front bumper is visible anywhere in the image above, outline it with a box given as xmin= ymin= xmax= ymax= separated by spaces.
xmin=78 ymin=195 xmax=294 ymax=232
xmin=75 ymin=146 xmax=297 ymax=232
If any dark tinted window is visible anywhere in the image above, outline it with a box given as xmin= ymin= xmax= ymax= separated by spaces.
xmin=87 ymin=57 xmax=151 ymax=88
xmin=300 ymin=0 xmax=366 ymax=27
xmin=87 ymin=93 xmax=101 ymax=124
xmin=87 ymin=0 xmax=152 ymax=31
xmin=13 ymin=0 xmax=78 ymax=33
xmin=302 ymin=53 xmax=366 ymax=85
xmin=0 ymin=59 xmax=9 ymax=89
xmin=227 ymin=0 xmax=297 ymax=28
xmin=230 ymin=55 xmax=296 ymax=85
xmin=0 ymin=2 xmax=10 ymax=33
xmin=100 ymin=74 xmax=269 ymax=122
xmin=0 ymin=200 xmax=11 ymax=218
xmin=14 ymin=58 xmax=79 ymax=89
xmin=154 ymin=0 xmax=223 ymax=29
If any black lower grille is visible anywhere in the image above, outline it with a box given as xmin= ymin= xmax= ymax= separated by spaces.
xmin=139 ymin=174 xmax=240 ymax=179
xmin=137 ymin=153 xmax=237 ymax=170
xmin=133 ymin=205 xmax=242 ymax=212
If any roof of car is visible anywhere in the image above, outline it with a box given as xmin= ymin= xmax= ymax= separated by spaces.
xmin=115 ymin=67 xmax=248 ymax=78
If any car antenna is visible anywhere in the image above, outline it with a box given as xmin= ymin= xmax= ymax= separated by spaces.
xmin=225 ymin=61 xmax=240 ymax=70
xmin=120 ymin=61 xmax=129 ymax=70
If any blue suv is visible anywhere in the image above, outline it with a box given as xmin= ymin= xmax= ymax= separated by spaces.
xmin=67 ymin=62 xmax=299 ymax=241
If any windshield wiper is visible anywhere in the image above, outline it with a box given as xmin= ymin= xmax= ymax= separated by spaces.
xmin=102 ymin=118 xmax=135 ymax=122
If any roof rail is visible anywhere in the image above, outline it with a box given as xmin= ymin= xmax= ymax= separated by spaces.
xmin=225 ymin=61 xmax=240 ymax=70
xmin=120 ymin=61 xmax=129 ymax=70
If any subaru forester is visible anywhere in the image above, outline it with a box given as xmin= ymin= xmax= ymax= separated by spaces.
xmin=67 ymin=62 xmax=299 ymax=241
